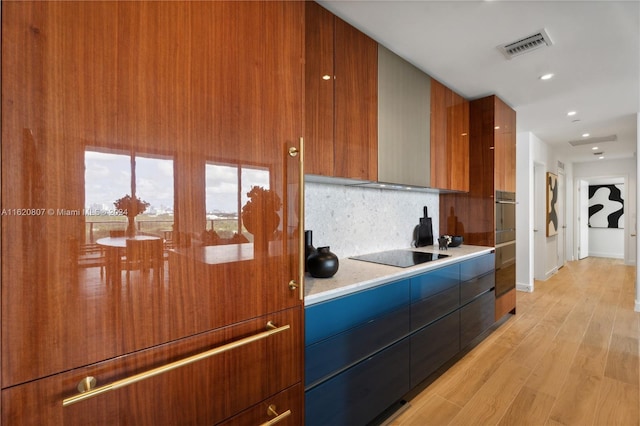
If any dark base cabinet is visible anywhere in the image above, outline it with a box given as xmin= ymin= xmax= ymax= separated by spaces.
xmin=305 ymin=339 xmax=411 ymax=426
xmin=305 ymin=252 xmax=499 ymax=425
xmin=410 ymin=311 xmax=460 ymax=388
xmin=460 ymin=289 xmax=496 ymax=349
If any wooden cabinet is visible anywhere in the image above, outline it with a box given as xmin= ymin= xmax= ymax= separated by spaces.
xmin=431 ymin=79 xmax=470 ymax=192
xmin=439 ymin=95 xmax=516 ymax=244
xmin=2 ymin=1 xmax=304 ymax=423
xmin=2 ymin=308 xmax=302 ymax=425
xmin=306 ymin=2 xmax=471 ymax=189
xmin=494 ymin=96 xmax=517 ymax=192
xmin=305 ymin=1 xmax=378 ymax=181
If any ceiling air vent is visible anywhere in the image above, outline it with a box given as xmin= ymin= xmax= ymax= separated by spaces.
xmin=568 ymin=135 xmax=617 ymax=147
xmin=498 ymin=29 xmax=553 ymax=59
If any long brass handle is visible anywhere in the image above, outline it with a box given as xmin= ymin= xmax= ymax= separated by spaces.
xmin=62 ymin=322 xmax=290 ymax=407
xmin=259 ymin=404 xmax=292 ymax=426
xmin=288 ymin=137 xmax=305 ymax=300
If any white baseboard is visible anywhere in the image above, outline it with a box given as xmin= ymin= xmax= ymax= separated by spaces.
xmin=589 ymin=252 xmax=624 ymax=259
xmin=516 ymin=282 xmax=533 ymax=293
xmin=635 ymin=300 xmax=640 ymax=313
xmin=544 ymin=266 xmax=558 ymax=281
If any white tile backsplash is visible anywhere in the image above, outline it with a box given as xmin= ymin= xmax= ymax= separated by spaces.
xmin=304 ymin=182 xmax=439 ymax=258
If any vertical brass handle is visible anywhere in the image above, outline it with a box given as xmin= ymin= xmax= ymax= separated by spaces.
xmin=288 ymin=138 xmax=305 ymax=300
xmin=260 ymin=404 xmax=292 ymax=426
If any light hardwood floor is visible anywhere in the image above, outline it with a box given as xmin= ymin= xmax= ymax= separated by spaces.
xmin=390 ymin=257 xmax=639 ymax=426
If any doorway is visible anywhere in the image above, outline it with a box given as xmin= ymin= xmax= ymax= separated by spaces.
xmin=576 ymin=176 xmax=628 ymax=261
xmin=557 ymin=168 xmax=566 ymax=268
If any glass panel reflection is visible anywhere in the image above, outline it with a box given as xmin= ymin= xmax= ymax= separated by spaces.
xmin=83 ymin=149 xmax=175 ymax=286
xmin=205 ymin=162 xmax=270 ymax=246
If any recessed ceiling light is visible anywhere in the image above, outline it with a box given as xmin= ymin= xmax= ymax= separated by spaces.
xmin=567 ymin=111 xmax=577 ymax=116
xmin=599 ymin=156 xmax=604 ymax=160
xmin=582 ymin=133 xmax=590 ymax=138
xmin=322 ymin=75 xmax=331 ymax=80
xmin=592 ymin=146 xmax=598 ymax=150
xmin=539 ymin=73 xmax=554 ymax=80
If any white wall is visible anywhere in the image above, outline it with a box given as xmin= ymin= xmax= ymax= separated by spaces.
xmin=516 ymin=131 xmax=534 ymax=291
xmin=518 ymin=131 xmax=575 ymax=285
xmin=305 ymin=182 xmax=439 ymax=259
xmin=588 ymin=228 xmax=624 ymax=258
xmin=574 ymin=158 xmax=637 ymax=266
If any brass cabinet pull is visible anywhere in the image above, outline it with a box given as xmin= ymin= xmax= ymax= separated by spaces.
xmin=260 ymin=404 xmax=292 ymax=426
xmin=289 ymin=138 xmax=305 ymax=300
xmin=62 ymin=322 xmax=290 ymax=407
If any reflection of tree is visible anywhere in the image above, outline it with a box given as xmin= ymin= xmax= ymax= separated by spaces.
xmin=241 ymin=186 xmax=281 ymax=237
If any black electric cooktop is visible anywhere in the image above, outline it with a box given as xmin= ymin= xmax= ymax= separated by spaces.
xmin=350 ymin=249 xmax=449 ymax=268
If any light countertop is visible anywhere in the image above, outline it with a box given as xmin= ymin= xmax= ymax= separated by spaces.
xmin=304 ymin=245 xmax=494 ymax=306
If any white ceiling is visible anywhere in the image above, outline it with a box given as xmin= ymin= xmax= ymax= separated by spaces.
xmin=318 ymin=0 xmax=639 ymax=164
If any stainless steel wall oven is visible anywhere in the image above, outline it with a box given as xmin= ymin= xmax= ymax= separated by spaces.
xmin=495 ymin=191 xmax=516 ymax=297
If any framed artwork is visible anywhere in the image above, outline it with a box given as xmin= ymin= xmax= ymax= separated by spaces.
xmin=546 ymin=172 xmax=558 ymax=237
xmin=588 ymin=184 xmax=624 ymax=228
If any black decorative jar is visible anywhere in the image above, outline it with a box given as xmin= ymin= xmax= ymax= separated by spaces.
xmin=307 ymin=246 xmax=339 ymax=278
xmin=304 ymin=230 xmax=317 ymax=272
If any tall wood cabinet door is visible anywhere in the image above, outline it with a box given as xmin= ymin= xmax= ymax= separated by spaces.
xmin=431 ymin=79 xmax=469 ymax=192
xmin=449 ymin=92 xmax=469 ymax=192
xmin=305 ymin=1 xmax=335 ymax=177
xmin=2 ymin=0 xmax=304 ymax=397
xmin=430 ymin=79 xmax=449 ymax=189
xmin=493 ymin=97 xmax=516 ymax=192
xmin=504 ymin=104 xmax=517 ymax=192
xmin=333 ymin=17 xmax=378 ymax=181
xmin=2 ymin=0 xmax=121 ymax=387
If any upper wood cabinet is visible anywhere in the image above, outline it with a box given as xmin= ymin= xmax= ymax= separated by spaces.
xmin=305 ymin=1 xmax=378 ymax=181
xmin=439 ymin=94 xmax=515 ymax=246
xmin=2 ymin=1 xmax=304 ymax=423
xmin=493 ymin=96 xmax=517 ymax=192
xmin=430 ymin=79 xmax=470 ymax=192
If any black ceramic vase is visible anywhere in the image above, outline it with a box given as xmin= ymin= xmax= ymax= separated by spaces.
xmin=304 ymin=230 xmax=317 ymax=272
xmin=307 ymin=246 xmax=339 ymax=278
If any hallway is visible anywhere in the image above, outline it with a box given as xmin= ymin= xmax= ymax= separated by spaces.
xmin=391 ymin=257 xmax=639 ymax=425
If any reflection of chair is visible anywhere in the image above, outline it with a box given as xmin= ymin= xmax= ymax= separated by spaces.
xmin=124 ymin=238 xmax=164 ymax=283
xmin=69 ymin=238 xmax=106 ymax=278
xmin=110 ymin=230 xmax=125 ymax=237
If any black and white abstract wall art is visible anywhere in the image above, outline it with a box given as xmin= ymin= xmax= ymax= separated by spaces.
xmin=588 ymin=184 xmax=624 ymax=228
xmin=546 ymin=172 xmax=558 ymax=237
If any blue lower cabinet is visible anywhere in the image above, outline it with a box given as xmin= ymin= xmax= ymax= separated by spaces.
xmin=305 ymin=339 xmax=411 ymax=426
xmin=460 ymin=253 xmax=494 ymax=282
xmin=410 ymin=310 xmax=460 ymax=388
xmin=305 ymin=279 xmax=410 ymax=347
xmin=305 ymin=304 xmax=410 ymax=387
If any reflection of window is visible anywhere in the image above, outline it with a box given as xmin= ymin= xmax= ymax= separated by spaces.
xmin=84 ymin=149 xmax=174 ymax=241
xmin=205 ymin=162 xmax=269 ymax=238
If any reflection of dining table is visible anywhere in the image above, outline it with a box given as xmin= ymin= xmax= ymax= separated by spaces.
xmin=97 ymin=236 xmax=161 ymax=285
